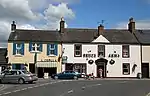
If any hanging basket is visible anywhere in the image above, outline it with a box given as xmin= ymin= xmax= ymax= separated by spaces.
xmin=88 ymin=60 xmax=94 ymax=64
xmin=109 ymin=59 xmax=115 ymax=65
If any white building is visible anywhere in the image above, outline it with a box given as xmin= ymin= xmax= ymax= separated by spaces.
xmin=61 ymin=18 xmax=142 ymax=78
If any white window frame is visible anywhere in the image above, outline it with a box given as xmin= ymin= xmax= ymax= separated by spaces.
xmin=31 ymin=43 xmax=40 ymax=52
xmin=16 ymin=43 xmax=22 ymax=55
xmin=49 ymin=44 xmax=55 ymax=55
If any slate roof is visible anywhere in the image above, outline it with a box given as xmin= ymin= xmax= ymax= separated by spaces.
xmin=0 ymin=48 xmax=7 ymax=65
xmin=134 ymin=30 xmax=150 ymax=45
xmin=8 ymin=28 xmax=139 ymax=44
xmin=8 ymin=29 xmax=61 ymax=42
xmin=61 ymin=28 xmax=139 ymax=44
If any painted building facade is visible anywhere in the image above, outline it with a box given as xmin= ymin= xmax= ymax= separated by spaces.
xmin=61 ymin=18 xmax=142 ymax=78
xmin=7 ymin=21 xmax=63 ymax=77
xmin=134 ymin=30 xmax=150 ymax=78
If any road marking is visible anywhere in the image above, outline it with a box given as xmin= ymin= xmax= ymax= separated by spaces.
xmin=67 ymin=90 xmax=74 ymax=93
xmin=0 ymin=80 xmax=69 ymax=95
xmin=0 ymin=84 xmax=4 ymax=89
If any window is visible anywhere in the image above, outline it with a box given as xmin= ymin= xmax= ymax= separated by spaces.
xmin=16 ymin=43 xmax=22 ymax=55
xmin=49 ymin=44 xmax=55 ymax=55
xmin=122 ymin=45 xmax=130 ymax=58
xmin=32 ymin=43 xmax=40 ymax=52
xmin=98 ymin=45 xmax=105 ymax=57
xmin=74 ymin=44 xmax=82 ymax=57
xmin=73 ymin=64 xmax=86 ymax=74
xmin=122 ymin=63 xmax=130 ymax=75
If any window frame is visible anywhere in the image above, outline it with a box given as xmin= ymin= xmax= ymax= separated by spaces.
xmin=16 ymin=43 xmax=22 ymax=55
xmin=98 ymin=45 xmax=105 ymax=57
xmin=122 ymin=63 xmax=130 ymax=75
xmin=122 ymin=45 xmax=130 ymax=58
xmin=31 ymin=43 xmax=40 ymax=52
xmin=74 ymin=44 xmax=82 ymax=57
xmin=49 ymin=44 xmax=55 ymax=55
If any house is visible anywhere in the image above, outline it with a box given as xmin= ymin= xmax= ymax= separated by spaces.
xmin=61 ymin=18 xmax=142 ymax=78
xmin=134 ymin=30 xmax=150 ymax=78
xmin=7 ymin=21 xmax=63 ymax=78
xmin=0 ymin=48 xmax=8 ymax=73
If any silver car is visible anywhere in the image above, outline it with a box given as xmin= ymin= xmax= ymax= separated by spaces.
xmin=0 ymin=70 xmax=38 ymax=84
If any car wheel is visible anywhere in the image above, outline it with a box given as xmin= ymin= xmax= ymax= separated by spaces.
xmin=73 ymin=76 xmax=78 ymax=80
xmin=54 ymin=76 xmax=58 ymax=80
xmin=18 ymin=78 xmax=24 ymax=84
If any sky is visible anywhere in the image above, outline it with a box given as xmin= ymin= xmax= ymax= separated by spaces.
xmin=0 ymin=0 xmax=150 ymax=47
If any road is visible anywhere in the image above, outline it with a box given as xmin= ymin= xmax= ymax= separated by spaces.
xmin=0 ymin=79 xmax=150 ymax=96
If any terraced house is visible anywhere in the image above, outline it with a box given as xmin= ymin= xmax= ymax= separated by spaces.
xmin=7 ymin=21 xmax=63 ymax=78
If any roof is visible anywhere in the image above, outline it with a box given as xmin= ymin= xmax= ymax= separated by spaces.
xmin=61 ymin=28 xmax=139 ymax=44
xmin=0 ymin=48 xmax=7 ymax=65
xmin=134 ymin=30 xmax=150 ymax=45
xmin=8 ymin=29 xmax=61 ymax=42
xmin=8 ymin=28 xmax=139 ymax=44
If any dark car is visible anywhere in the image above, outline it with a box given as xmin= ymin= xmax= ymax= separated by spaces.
xmin=51 ymin=70 xmax=80 ymax=80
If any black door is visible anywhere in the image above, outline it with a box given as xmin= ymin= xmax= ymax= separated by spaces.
xmin=142 ymin=63 xmax=149 ymax=78
xmin=29 ymin=63 xmax=35 ymax=73
xmin=97 ymin=63 xmax=106 ymax=78
xmin=65 ymin=63 xmax=73 ymax=70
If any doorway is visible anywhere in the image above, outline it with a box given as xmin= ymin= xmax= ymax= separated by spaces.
xmin=65 ymin=63 xmax=74 ymax=70
xmin=97 ymin=63 xmax=106 ymax=78
xmin=142 ymin=63 xmax=149 ymax=78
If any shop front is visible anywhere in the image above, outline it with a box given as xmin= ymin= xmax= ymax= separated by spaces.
xmin=36 ymin=59 xmax=58 ymax=78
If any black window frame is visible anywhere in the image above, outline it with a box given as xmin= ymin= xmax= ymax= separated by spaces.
xmin=98 ymin=45 xmax=105 ymax=57
xmin=74 ymin=44 xmax=82 ymax=57
xmin=122 ymin=63 xmax=130 ymax=75
xmin=122 ymin=45 xmax=130 ymax=58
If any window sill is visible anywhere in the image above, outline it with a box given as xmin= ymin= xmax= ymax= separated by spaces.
xmin=48 ymin=55 xmax=57 ymax=57
xmin=30 ymin=51 xmax=41 ymax=53
xmin=74 ymin=55 xmax=82 ymax=57
xmin=14 ymin=54 xmax=23 ymax=57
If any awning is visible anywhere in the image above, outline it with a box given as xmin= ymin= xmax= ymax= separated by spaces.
xmin=36 ymin=62 xmax=57 ymax=68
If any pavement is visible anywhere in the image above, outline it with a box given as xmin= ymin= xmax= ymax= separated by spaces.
xmin=0 ymin=78 xmax=150 ymax=96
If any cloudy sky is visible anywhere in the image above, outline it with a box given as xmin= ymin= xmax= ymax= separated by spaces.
xmin=0 ymin=0 xmax=150 ymax=48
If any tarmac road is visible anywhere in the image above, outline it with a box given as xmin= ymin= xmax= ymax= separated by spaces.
xmin=0 ymin=79 xmax=150 ymax=96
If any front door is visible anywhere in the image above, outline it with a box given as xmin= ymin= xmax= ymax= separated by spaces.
xmin=142 ymin=63 xmax=149 ymax=78
xmin=97 ymin=62 xmax=106 ymax=78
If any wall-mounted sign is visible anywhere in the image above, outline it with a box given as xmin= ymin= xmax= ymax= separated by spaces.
xmin=108 ymin=51 xmax=120 ymax=58
xmin=83 ymin=54 xmax=96 ymax=58
xmin=40 ymin=59 xmax=57 ymax=62
xmin=109 ymin=59 xmax=115 ymax=65
xmin=62 ymin=56 xmax=68 ymax=63
xmin=88 ymin=60 xmax=94 ymax=64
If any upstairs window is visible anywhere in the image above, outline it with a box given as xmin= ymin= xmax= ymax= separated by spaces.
xmin=122 ymin=45 xmax=130 ymax=58
xmin=47 ymin=44 xmax=58 ymax=56
xmin=29 ymin=42 xmax=42 ymax=52
xmin=98 ymin=45 xmax=105 ymax=57
xmin=74 ymin=44 xmax=82 ymax=57
xmin=13 ymin=43 xmax=24 ymax=55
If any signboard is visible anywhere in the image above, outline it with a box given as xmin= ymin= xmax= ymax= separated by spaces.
xmin=108 ymin=51 xmax=120 ymax=58
xmin=40 ymin=59 xmax=57 ymax=62
xmin=83 ymin=54 xmax=96 ymax=58
xmin=62 ymin=56 xmax=68 ymax=63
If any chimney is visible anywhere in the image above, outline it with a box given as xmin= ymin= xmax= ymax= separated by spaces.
xmin=98 ymin=24 xmax=104 ymax=35
xmin=128 ymin=17 xmax=135 ymax=33
xmin=11 ymin=21 xmax=16 ymax=32
xmin=60 ymin=17 xmax=65 ymax=33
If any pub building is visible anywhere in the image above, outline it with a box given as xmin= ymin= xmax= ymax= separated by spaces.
xmin=61 ymin=17 xmax=142 ymax=78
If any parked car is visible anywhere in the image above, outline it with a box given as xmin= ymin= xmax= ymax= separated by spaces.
xmin=51 ymin=70 xmax=80 ymax=80
xmin=0 ymin=69 xmax=38 ymax=84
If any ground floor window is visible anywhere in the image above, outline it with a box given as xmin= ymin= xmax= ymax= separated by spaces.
xmin=65 ymin=63 xmax=86 ymax=74
xmin=12 ymin=64 xmax=25 ymax=70
xmin=122 ymin=63 xmax=130 ymax=75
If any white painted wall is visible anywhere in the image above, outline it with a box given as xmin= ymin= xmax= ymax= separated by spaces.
xmin=62 ymin=43 xmax=141 ymax=77
xmin=142 ymin=46 xmax=150 ymax=77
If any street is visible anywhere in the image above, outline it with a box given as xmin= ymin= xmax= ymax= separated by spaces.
xmin=0 ymin=79 xmax=150 ymax=96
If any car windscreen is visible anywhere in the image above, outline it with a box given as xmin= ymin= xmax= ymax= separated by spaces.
xmin=21 ymin=70 xmax=31 ymax=74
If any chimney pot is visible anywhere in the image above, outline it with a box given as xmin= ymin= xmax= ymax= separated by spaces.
xmin=60 ymin=17 xmax=65 ymax=33
xmin=98 ymin=24 xmax=104 ymax=35
xmin=128 ymin=17 xmax=135 ymax=33
xmin=11 ymin=21 xmax=16 ymax=32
